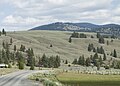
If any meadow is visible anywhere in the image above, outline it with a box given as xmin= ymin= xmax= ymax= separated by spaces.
xmin=57 ymin=72 xmax=120 ymax=86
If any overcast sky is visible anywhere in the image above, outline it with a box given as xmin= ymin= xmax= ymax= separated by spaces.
xmin=0 ymin=0 xmax=120 ymax=31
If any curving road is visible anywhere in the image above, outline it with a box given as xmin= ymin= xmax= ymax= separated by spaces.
xmin=0 ymin=70 xmax=46 ymax=86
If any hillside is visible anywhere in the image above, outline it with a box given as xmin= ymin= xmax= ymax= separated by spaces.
xmin=0 ymin=30 xmax=119 ymax=62
xmin=30 ymin=22 xmax=120 ymax=34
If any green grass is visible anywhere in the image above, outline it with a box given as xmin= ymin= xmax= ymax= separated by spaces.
xmin=57 ymin=72 xmax=120 ymax=86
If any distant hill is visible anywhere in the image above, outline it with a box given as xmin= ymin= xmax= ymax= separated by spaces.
xmin=30 ymin=22 xmax=120 ymax=35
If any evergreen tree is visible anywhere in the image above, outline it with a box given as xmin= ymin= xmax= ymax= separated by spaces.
xmin=96 ymin=62 xmax=100 ymax=70
xmin=97 ymin=32 xmax=101 ymax=38
xmin=113 ymin=49 xmax=117 ymax=58
xmin=10 ymin=38 xmax=13 ymax=44
xmin=18 ymin=52 xmax=25 ymax=69
xmin=93 ymin=53 xmax=98 ymax=59
xmin=2 ymin=49 xmax=8 ymax=64
xmin=0 ymin=31 xmax=1 ymax=36
xmin=100 ymin=46 xmax=104 ymax=54
xmin=88 ymin=44 xmax=94 ymax=52
xmin=2 ymin=41 xmax=5 ymax=49
xmin=6 ymin=44 xmax=10 ymax=61
xmin=0 ymin=50 xmax=3 ymax=63
xmin=49 ymin=56 xmax=54 ymax=68
xmin=71 ymin=31 xmax=79 ymax=38
xmin=81 ymin=55 xmax=85 ymax=66
xmin=80 ymin=33 xmax=87 ymax=38
xmin=14 ymin=45 xmax=16 ymax=51
xmin=65 ymin=60 xmax=68 ymax=64
xmin=26 ymin=48 xmax=35 ymax=70
xmin=99 ymin=56 xmax=103 ymax=65
xmin=97 ymin=47 xmax=100 ymax=53
xmin=54 ymin=55 xmax=60 ymax=68
xmin=85 ymin=58 xmax=91 ymax=66
xmin=72 ymin=58 xmax=78 ymax=64
xmin=103 ymin=53 xmax=106 ymax=61
xmin=20 ymin=45 xmax=25 ymax=52
xmin=2 ymin=28 xmax=5 ymax=34
xmin=68 ymin=36 xmax=72 ymax=43
xmin=93 ymin=47 xmax=96 ymax=52
xmin=93 ymin=53 xmax=98 ymax=66
xmin=78 ymin=56 xmax=82 ymax=65
xmin=99 ymin=36 xmax=105 ymax=44
xmin=30 ymin=57 xmax=35 ymax=70
xmin=107 ymin=40 xmax=109 ymax=45
xmin=41 ymin=54 xmax=48 ymax=67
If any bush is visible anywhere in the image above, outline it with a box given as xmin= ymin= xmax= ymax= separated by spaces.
xmin=36 ymin=78 xmax=39 ymax=81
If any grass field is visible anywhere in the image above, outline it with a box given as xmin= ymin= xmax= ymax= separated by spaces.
xmin=57 ymin=72 xmax=120 ymax=86
xmin=0 ymin=30 xmax=119 ymax=62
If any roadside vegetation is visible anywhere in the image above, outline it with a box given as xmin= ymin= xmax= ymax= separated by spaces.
xmin=0 ymin=68 xmax=19 ymax=76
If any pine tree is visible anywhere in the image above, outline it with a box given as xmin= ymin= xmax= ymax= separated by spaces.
xmin=10 ymin=38 xmax=13 ymax=44
xmin=0 ymin=50 xmax=3 ymax=63
xmin=103 ymin=53 xmax=106 ymax=61
xmin=26 ymin=48 xmax=35 ymax=70
xmin=18 ymin=52 xmax=25 ymax=69
xmin=41 ymin=53 xmax=48 ymax=67
xmin=97 ymin=47 xmax=100 ymax=53
xmin=14 ymin=45 xmax=16 ymax=51
xmin=2 ymin=49 xmax=8 ymax=64
xmin=68 ymin=36 xmax=72 ymax=43
xmin=81 ymin=55 xmax=85 ymax=66
xmin=113 ymin=49 xmax=117 ymax=58
xmin=99 ymin=36 xmax=105 ymax=44
xmin=65 ymin=60 xmax=68 ymax=64
xmin=54 ymin=55 xmax=61 ymax=68
xmin=100 ymin=46 xmax=104 ymax=54
xmin=2 ymin=28 xmax=5 ymax=34
xmin=72 ymin=58 xmax=78 ymax=64
xmin=30 ymin=57 xmax=35 ymax=70
xmin=97 ymin=32 xmax=101 ymax=38
xmin=96 ymin=62 xmax=100 ymax=70
xmin=0 ymin=31 xmax=1 ymax=36
xmin=99 ymin=56 xmax=103 ymax=65
xmin=107 ymin=40 xmax=109 ymax=45
xmin=38 ymin=56 xmax=41 ymax=69
xmin=85 ymin=58 xmax=91 ymax=66
xmin=71 ymin=31 xmax=79 ymax=38
xmin=88 ymin=44 xmax=91 ymax=51
xmin=2 ymin=41 xmax=5 ymax=49
xmin=78 ymin=56 xmax=82 ymax=65
xmin=93 ymin=53 xmax=98 ymax=59
xmin=93 ymin=47 xmax=96 ymax=52
xmin=20 ymin=45 xmax=25 ymax=52
xmin=93 ymin=53 xmax=98 ymax=66
xmin=49 ymin=56 xmax=54 ymax=68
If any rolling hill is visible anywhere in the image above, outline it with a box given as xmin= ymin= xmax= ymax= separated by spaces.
xmin=1 ymin=30 xmax=120 ymax=62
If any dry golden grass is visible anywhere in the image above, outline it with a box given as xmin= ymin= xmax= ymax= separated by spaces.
xmin=0 ymin=30 xmax=119 ymax=62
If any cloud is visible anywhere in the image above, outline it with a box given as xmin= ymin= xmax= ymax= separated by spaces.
xmin=0 ymin=0 xmax=120 ymax=31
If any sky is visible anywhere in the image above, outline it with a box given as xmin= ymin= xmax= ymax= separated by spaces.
xmin=0 ymin=0 xmax=120 ymax=31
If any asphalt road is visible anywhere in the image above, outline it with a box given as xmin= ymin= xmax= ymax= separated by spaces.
xmin=0 ymin=70 xmax=45 ymax=86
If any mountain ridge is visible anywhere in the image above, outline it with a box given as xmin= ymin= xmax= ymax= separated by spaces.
xmin=30 ymin=22 xmax=120 ymax=33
